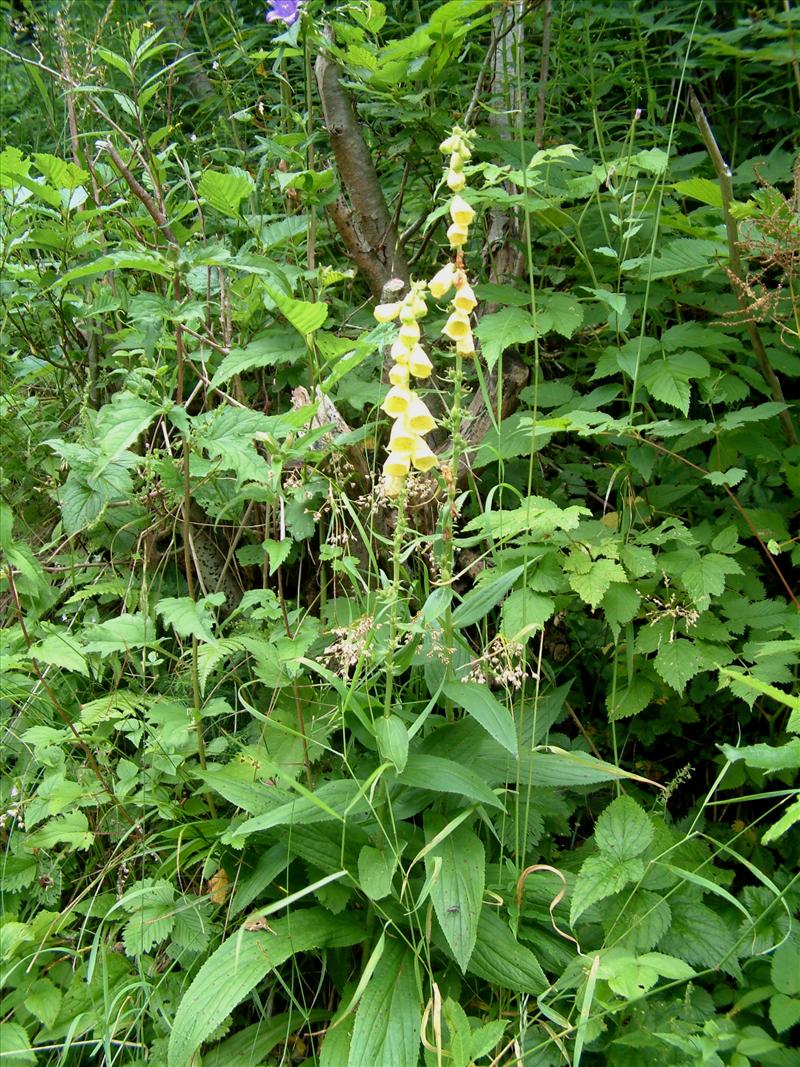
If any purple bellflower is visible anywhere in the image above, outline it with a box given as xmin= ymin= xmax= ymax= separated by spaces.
xmin=266 ymin=0 xmax=304 ymax=25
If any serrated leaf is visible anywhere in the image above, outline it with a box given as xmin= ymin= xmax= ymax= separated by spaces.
xmin=544 ymin=291 xmax=584 ymax=338
xmin=636 ymin=238 xmax=724 ymax=279
xmin=24 ymin=978 xmax=62 ymax=1029
xmin=229 ymin=779 xmax=369 ymax=840
xmin=657 ymin=898 xmax=740 ymax=977
xmin=673 ymin=177 xmax=724 ymax=208
xmin=120 ymin=880 xmax=175 ymax=956
xmin=705 ymin=467 xmax=747 ymax=487
xmin=653 ymin=639 xmax=704 ymax=693
xmin=570 ymin=854 xmax=644 ymax=925
xmin=770 ymin=937 xmax=800 ymax=995
xmin=641 ymin=353 xmax=710 ymax=415
xmin=263 ymin=282 xmax=327 ymax=336
xmin=209 ymin=329 xmax=308 ymax=387
xmin=0 ymin=1022 xmax=36 ymax=1065
xmin=682 ymin=552 xmax=741 ymax=604
xmin=451 ymin=565 xmax=525 ymax=628
xmin=29 ymin=632 xmax=89 ymax=675
xmin=397 ymin=754 xmax=503 ymax=809
xmin=198 ymin=168 xmax=254 ymax=217
xmin=467 ymin=909 xmax=547 ymax=994
xmin=500 ymin=588 xmax=555 ymax=640
xmin=156 ymin=595 xmax=223 ymax=643
xmin=474 ymin=307 xmax=536 ymax=371
xmin=348 ymin=939 xmax=420 ymax=1067
xmin=719 ymin=738 xmax=800 ymax=773
xmin=424 ymin=814 xmax=484 ymax=972
xmin=567 ymin=556 xmax=626 ymax=609
xmin=606 ymin=677 xmax=654 ymax=720
xmin=770 ymin=993 xmax=800 ymax=1034
xmin=24 ymin=811 xmax=94 ymax=851
xmin=595 ymin=796 xmax=654 ymax=862
xmin=82 ymin=612 xmax=154 ymax=655
xmin=443 ymin=681 xmax=518 ymax=757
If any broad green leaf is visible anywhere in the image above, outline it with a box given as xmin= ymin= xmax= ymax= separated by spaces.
xmin=762 ymin=799 xmax=800 ymax=845
xmin=451 ymin=565 xmax=525 ymax=628
xmin=770 ymin=936 xmax=800 ymax=995
xmin=635 ymin=238 xmax=724 ymax=279
xmin=595 ymin=796 xmax=654 ymax=861
xmin=120 ymin=879 xmax=175 ymax=956
xmin=209 ymin=328 xmax=307 ymax=387
xmin=641 ymin=353 xmax=710 ymax=415
xmin=375 ymin=715 xmax=409 ymax=773
xmin=681 ymin=551 xmax=741 ymax=603
xmin=23 ymin=978 xmax=62 ymax=1030
xmin=397 ymin=755 xmax=503 ymax=809
xmin=198 ymin=167 xmax=254 ymax=217
xmin=168 ymin=908 xmax=363 ymax=1067
xmin=653 ymin=638 xmax=704 ymax=693
xmin=770 ymin=993 xmax=800 ymax=1034
xmin=673 ymin=177 xmax=724 ymax=207
xmin=424 ymin=814 xmax=484 ymax=972
xmin=570 ymin=854 xmax=645 ymax=925
xmin=719 ymin=739 xmax=800 ymax=773
xmin=203 ymin=1011 xmax=328 ymax=1067
xmin=474 ymin=307 xmax=536 ymax=371
xmin=500 ymin=588 xmax=555 ymax=640
xmin=566 ymin=556 xmax=626 ymax=609
xmin=606 ymin=677 xmax=655 ymax=721
xmin=0 ymin=1022 xmax=36 ymax=1065
xmin=443 ymin=681 xmax=518 ymax=757
xmin=156 ymin=594 xmax=224 ymax=643
xmin=658 ymin=898 xmax=740 ymax=977
xmin=357 ymin=846 xmax=397 ymax=901
xmin=24 ymin=812 xmax=94 ymax=851
xmin=92 ymin=392 xmax=160 ymax=475
xmin=348 ymin=939 xmax=420 ymax=1067
xmin=229 ymin=779 xmax=370 ymax=840
xmin=263 ymin=282 xmax=328 ymax=336
xmin=197 ymin=762 xmax=285 ymax=816
xmin=29 ymin=632 xmax=89 ymax=676
xmin=467 ymin=909 xmax=547 ymax=994
xmin=705 ymin=467 xmax=747 ymax=487
xmin=543 ymin=291 xmax=584 ymax=338
xmin=463 ymin=495 xmax=589 ymax=541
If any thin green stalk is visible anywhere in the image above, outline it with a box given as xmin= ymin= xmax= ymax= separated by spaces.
xmin=384 ymin=480 xmax=409 ymax=718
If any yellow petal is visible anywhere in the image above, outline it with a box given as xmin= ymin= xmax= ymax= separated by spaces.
xmin=389 ymin=363 xmax=410 ymax=387
xmin=411 ymin=436 xmax=438 ymax=472
xmin=381 ymin=385 xmax=412 ymax=417
xmin=407 ymin=397 xmax=436 ymax=434
xmin=384 ymin=474 xmax=405 ymax=498
xmin=390 ymin=338 xmax=412 ymax=362
xmin=446 ymin=222 xmax=469 ymax=247
xmin=429 ymin=264 xmax=456 ymax=299
xmin=408 ymin=345 xmax=433 ymax=379
xmin=442 ymin=311 xmax=471 ymax=340
xmin=383 ymin=450 xmax=410 ymax=478
xmin=456 ymin=332 xmax=475 ymax=355
xmin=410 ymin=294 xmax=428 ymax=319
xmin=453 ymin=282 xmax=477 ymax=312
xmin=449 ymin=194 xmax=475 ymax=226
xmin=390 ymin=417 xmax=416 ymax=452
xmin=398 ymin=320 xmax=421 ymax=345
xmin=373 ymin=302 xmax=401 ymax=323
xmin=446 ymin=168 xmax=466 ymax=192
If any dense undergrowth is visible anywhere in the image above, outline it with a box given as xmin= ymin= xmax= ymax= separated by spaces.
xmin=1 ymin=1 xmax=799 ymax=1064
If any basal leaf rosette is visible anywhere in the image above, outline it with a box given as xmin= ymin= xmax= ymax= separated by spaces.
xmin=374 ymin=282 xmax=438 ymax=498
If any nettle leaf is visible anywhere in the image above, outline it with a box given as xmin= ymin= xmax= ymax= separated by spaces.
xmin=92 ymin=392 xmax=160 ymax=475
xmin=719 ymin=739 xmax=800 ymax=773
xmin=82 ymin=613 xmax=156 ymax=655
xmin=657 ymin=898 xmax=740 ymax=977
xmin=209 ymin=328 xmax=307 ymax=387
xmin=566 ymin=556 xmax=626 ymax=609
xmin=120 ymin=879 xmax=175 ymax=957
xmin=24 ymin=812 xmax=94 ymax=851
xmin=156 ymin=595 xmax=224 ymax=643
xmin=168 ymin=908 xmax=364 ymax=1067
xmin=500 ymin=588 xmax=555 ymax=640
xmin=198 ymin=167 xmax=254 ymax=217
xmin=474 ymin=307 xmax=536 ymax=371
xmin=424 ymin=814 xmax=484 ymax=972
xmin=570 ymin=854 xmax=645 ymax=925
xmin=263 ymin=282 xmax=328 ymax=336
xmin=653 ymin=638 xmax=704 ymax=693
xmin=464 ymin=495 xmax=589 ymax=542
xmin=542 ymin=291 xmax=584 ymax=338
xmin=595 ymin=796 xmax=654 ymax=862
xmin=348 ymin=939 xmax=420 ymax=1067
xmin=681 ymin=552 xmax=742 ymax=604
xmin=443 ymin=681 xmax=517 ymax=757
xmin=641 ymin=352 xmax=710 ymax=415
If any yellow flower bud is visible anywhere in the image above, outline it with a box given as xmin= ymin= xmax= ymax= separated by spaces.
xmin=446 ymin=222 xmax=469 ymax=247
xmin=373 ymin=302 xmax=401 ymax=323
xmin=384 ymin=450 xmax=410 ymax=478
xmin=449 ymin=195 xmax=475 ymax=227
xmin=449 ymin=152 xmax=464 ymax=173
xmin=389 ymin=363 xmax=410 ymax=387
xmin=410 ymin=294 xmax=428 ymax=319
xmin=381 ymin=385 xmax=413 ymax=417
xmin=439 ymin=134 xmax=460 ymax=154
xmin=408 ymin=345 xmax=433 ymax=379
xmin=443 ymin=311 xmax=471 ymax=340
xmin=429 ymin=264 xmax=456 ymax=299
xmin=399 ymin=304 xmax=418 ymax=323
xmin=398 ymin=320 xmax=421 ymax=345
xmin=389 ymin=417 xmax=416 ymax=452
xmin=446 ymin=168 xmax=466 ymax=192
xmin=410 ymin=436 xmax=438 ymax=472
xmin=456 ymin=332 xmax=475 ymax=356
xmin=407 ymin=397 xmax=436 ymax=434
xmin=453 ymin=282 xmax=477 ymax=313
xmin=384 ymin=474 xmax=405 ymax=498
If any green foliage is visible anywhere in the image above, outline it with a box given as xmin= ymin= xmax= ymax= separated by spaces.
xmin=1 ymin=0 xmax=798 ymax=1064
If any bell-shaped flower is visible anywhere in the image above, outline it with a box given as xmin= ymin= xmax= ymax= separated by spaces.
xmin=446 ymin=168 xmax=466 ymax=192
xmin=390 ymin=338 xmax=412 ymax=362
xmin=407 ymin=396 xmax=436 ymax=434
xmin=389 ymin=416 xmax=416 ymax=453
xmin=373 ymin=301 xmax=401 ymax=323
xmin=408 ymin=344 xmax=433 ymax=378
xmin=453 ymin=282 xmax=477 ymax=313
xmin=446 ymin=222 xmax=469 ymax=247
xmin=384 ymin=473 xmax=404 ymax=498
xmin=410 ymin=435 xmax=438 ymax=472
xmin=398 ymin=320 xmax=421 ymax=346
xmin=409 ymin=293 xmax=428 ymax=319
xmin=456 ymin=332 xmax=475 ymax=356
xmin=442 ymin=311 xmax=471 ymax=341
xmin=384 ymin=450 xmax=410 ymax=478
xmin=389 ymin=363 xmax=410 ymax=388
xmin=449 ymin=195 xmax=475 ymax=227
xmin=381 ymin=385 xmax=413 ymax=418
xmin=429 ymin=263 xmax=456 ymax=299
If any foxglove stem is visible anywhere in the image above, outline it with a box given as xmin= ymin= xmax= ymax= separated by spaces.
xmin=383 ymin=479 xmax=409 ymax=718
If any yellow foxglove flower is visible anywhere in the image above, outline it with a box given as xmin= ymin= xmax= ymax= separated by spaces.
xmin=398 ymin=320 xmax=421 ymax=345
xmin=456 ymin=332 xmax=475 ymax=356
xmin=381 ymin=385 xmax=413 ymax=417
xmin=410 ymin=293 xmax=428 ymax=319
xmin=399 ymin=304 xmax=417 ymax=323
xmin=373 ymin=301 xmax=401 ymax=323
xmin=390 ymin=338 xmax=412 ymax=362
xmin=408 ymin=345 xmax=433 ymax=378
xmin=407 ymin=397 xmax=436 ymax=434
xmin=443 ymin=311 xmax=471 ymax=340
xmin=429 ymin=263 xmax=456 ymax=299
xmin=389 ymin=363 xmax=410 ymax=388
xmin=384 ymin=450 xmax=410 ymax=478
xmin=453 ymin=282 xmax=477 ymax=312
xmin=389 ymin=417 xmax=416 ymax=452
xmin=449 ymin=195 xmax=475 ymax=226
xmin=384 ymin=473 xmax=404 ymax=498
xmin=446 ymin=168 xmax=466 ymax=192
xmin=446 ymin=222 xmax=469 ymax=247
xmin=410 ymin=436 xmax=438 ymax=471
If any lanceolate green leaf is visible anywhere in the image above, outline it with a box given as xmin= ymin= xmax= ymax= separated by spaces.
xmin=348 ymin=939 xmax=420 ymax=1067
xmin=451 ymin=565 xmax=525 ymax=629
xmin=443 ymin=680 xmax=518 ymax=756
xmin=168 ymin=908 xmax=364 ymax=1067
xmin=467 ymin=909 xmax=547 ymax=994
xmin=424 ymin=813 xmax=484 ymax=972
xmin=397 ymin=755 xmax=503 ymax=809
